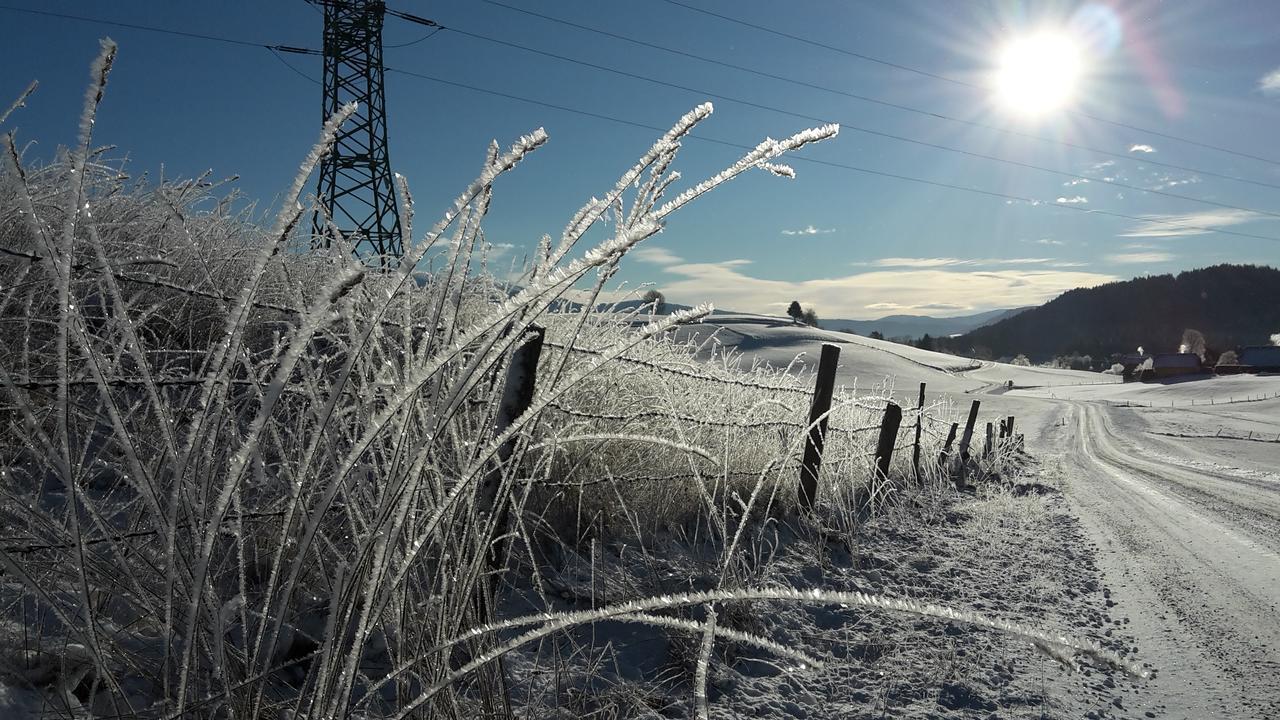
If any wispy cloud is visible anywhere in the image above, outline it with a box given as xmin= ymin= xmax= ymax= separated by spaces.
xmin=867 ymin=257 xmax=964 ymax=268
xmin=1148 ymin=173 xmax=1200 ymax=190
xmin=863 ymin=301 xmax=969 ymax=312
xmin=781 ymin=224 xmax=836 ymax=236
xmin=1129 ymin=144 xmax=1156 ymax=153
xmin=862 ymin=257 xmax=1055 ymax=268
xmin=486 ymin=242 xmax=516 ymax=258
xmin=1105 ymin=252 xmax=1175 ymax=264
xmin=1056 ymin=195 xmax=1088 ymax=204
xmin=632 ymin=246 xmax=684 ymax=265
xmin=1029 ymin=238 xmax=1065 ymax=246
xmin=1121 ymin=209 xmax=1262 ymax=237
xmin=1259 ymin=67 xmax=1280 ymax=96
xmin=1081 ymin=160 xmax=1120 ymax=183
xmin=655 ymin=261 xmax=1119 ymax=319
xmin=1063 ymin=177 xmax=1090 ymax=187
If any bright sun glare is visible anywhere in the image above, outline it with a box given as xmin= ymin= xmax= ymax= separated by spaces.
xmin=994 ymin=31 xmax=1084 ymax=117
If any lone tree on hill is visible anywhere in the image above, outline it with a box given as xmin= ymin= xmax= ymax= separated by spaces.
xmin=642 ymin=289 xmax=666 ymax=314
xmin=787 ymin=300 xmax=803 ymax=323
xmin=802 ymin=307 xmax=818 ymax=327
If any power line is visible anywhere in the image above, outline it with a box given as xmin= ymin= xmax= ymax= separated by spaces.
xmin=386 ymin=25 xmax=442 ymax=49
xmin=438 ymin=25 xmax=1280 ymax=220
xmin=654 ymin=0 xmax=1280 ymax=167
xmin=6 ymin=2 xmax=1277 ymax=242
xmin=385 ymin=66 xmax=1280 ymax=243
xmin=479 ymin=0 xmax=1280 ymax=193
xmin=0 ymin=4 xmax=315 ymax=54
xmin=268 ymin=47 xmax=321 ymax=85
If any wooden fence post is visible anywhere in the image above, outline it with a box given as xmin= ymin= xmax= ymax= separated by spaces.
xmin=799 ymin=343 xmax=840 ymax=512
xmin=478 ymin=325 xmax=545 ymax=522
xmin=470 ymin=324 xmax=544 ymax=718
xmin=1005 ymin=416 xmax=1015 ymax=441
xmin=938 ymin=422 xmax=958 ymax=470
xmin=912 ymin=382 xmax=925 ymax=484
xmin=957 ymin=400 xmax=981 ymax=490
xmin=958 ymin=400 xmax=981 ymax=460
xmin=983 ymin=422 xmax=994 ymax=459
xmin=872 ymin=401 xmax=903 ymax=492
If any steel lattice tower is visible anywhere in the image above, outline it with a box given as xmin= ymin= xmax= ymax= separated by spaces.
xmin=312 ymin=0 xmax=402 ymax=264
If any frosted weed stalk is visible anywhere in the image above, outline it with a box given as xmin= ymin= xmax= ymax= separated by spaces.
xmin=0 ymin=43 xmax=1135 ymax=719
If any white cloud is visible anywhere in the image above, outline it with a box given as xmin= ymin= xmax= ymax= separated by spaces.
xmin=781 ymin=224 xmax=836 ymax=236
xmin=1030 ymin=238 xmax=1065 ymax=246
xmin=1105 ymin=252 xmax=1175 ymax=264
xmin=655 ymin=261 xmax=1119 ymax=319
xmin=1148 ymin=173 xmax=1200 ymax=190
xmin=866 ymin=257 xmax=1054 ymax=268
xmin=915 ymin=302 xmax=969 ymax=311
xmin=1056 ymin=195 xmax=1088 ymax=204
xmin=1259 ymin=67 xmax=1280 ymax=96
xmin=632 ymin=246 xmax=684 ymax=265
xmin=1121 ymin=209 xmax=1262 ymax=237
xmin=1063 ymin=178 xmax=1090 ymax=187
xmin=1129 ymin=144 xmax=1156 ymax=153
xmin=870 ymin=257 xmax=966 ymax=268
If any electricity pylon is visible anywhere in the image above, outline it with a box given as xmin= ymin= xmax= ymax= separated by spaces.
xmin=311 ymin=0 xmax=402 ymax=265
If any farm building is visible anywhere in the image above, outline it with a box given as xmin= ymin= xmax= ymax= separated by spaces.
xmin=1238 ymin=345 xmax=1280 ymax=373
xmin=1118 ymin=354 xmax=1150 ymax=381
xmin=1145 ymin=353 xmax=1202 ymax=380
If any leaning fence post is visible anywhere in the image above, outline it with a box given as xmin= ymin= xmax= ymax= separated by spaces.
xmin=912 ymin=382 xmax=925 ymax=484
xmin=471 ymin=325 xmax=542 ymax=719
xmin=799 ymin=343 xmax=840 ymax=512
xmin=872 ymin=401 xmax=903 ymax=495
xmin=957 ymin=400 xmax=981 ymax=490
xmin=478 ymin=325 xmax=545 ymax=524
xmin=938 ymin=422 xmax=958 ymax=469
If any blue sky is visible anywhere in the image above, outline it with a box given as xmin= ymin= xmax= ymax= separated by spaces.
xmin=3 ymin=0 xmax=1280 ymax=318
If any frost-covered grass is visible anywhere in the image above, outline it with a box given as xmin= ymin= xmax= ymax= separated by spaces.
xmin=0 ymin=42 xmax=1134 ymax=718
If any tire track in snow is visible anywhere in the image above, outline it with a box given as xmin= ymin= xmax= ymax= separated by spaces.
xmin=1061 ymin=402 xmax=1280 ymax=719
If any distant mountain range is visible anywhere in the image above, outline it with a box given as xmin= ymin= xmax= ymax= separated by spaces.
xmin=821 ymin=308 xmax=1029 ymax=340
xmin=938 ymin=264 xmax=1280 ymax=362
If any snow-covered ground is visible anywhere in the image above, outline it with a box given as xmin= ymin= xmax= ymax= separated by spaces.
xmin=666 ymin=313 xmax=1280 ymax=717
xmin=672 ymin=315 xmax=1114 ymax=407
xmin=1009 ymin=372 xmax=1280 ymax=406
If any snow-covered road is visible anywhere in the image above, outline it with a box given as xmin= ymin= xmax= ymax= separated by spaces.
xmin=1060 ymin=401 xmax=1280 ymax=719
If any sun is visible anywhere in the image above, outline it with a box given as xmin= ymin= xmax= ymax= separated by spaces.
xmin=993 ymin=31 xmax=1085 ymax=117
